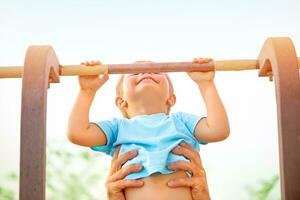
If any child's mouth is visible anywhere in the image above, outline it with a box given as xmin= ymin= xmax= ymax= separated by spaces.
xmin=137 ymin=76 xmax=158 ymax=84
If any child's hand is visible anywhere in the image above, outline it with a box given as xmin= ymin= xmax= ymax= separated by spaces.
xmin=79 ymin=60 xmax=109 ymax=92
xmin=187 ymin=58 xmax=215 ymax=84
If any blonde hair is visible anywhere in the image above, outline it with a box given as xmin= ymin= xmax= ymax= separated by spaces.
xmin=116 ymin=74 xmax=174 ymax=118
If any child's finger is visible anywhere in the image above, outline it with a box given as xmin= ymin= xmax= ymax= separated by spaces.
xmin=192 ymin=58 xmax=198 ymax=63
xmin=80 ymin=60 xmax=102 ymax=66
xmin=90 ymin=60 xmax=102 ymax=65
xmin=192 ymin=57 xmax=213 ymax=64
xmin=192 ymin=57 xmax=203 ymax=63
xmin=134 ymin=60 xmax=154 ymax=64
xmin=204 ymin=57 xmax=213 ymax=62
xmin=95 ymin=60 xmax=102 ymax=65
xmin=98 ymin=71 xmax=109 ymax=85
xmin=82 ymin=61 xmax=93 ymax=66
xmin=90 ymin=60 xmax=98 ymax=66
xmin=198 ymin=57 xmax=206 ymax=64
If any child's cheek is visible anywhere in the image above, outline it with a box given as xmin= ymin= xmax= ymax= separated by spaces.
xmin=161 ymin=78 xmax=169 ymax=91
xmin=123 ymin=80 xmax=136 ymax=94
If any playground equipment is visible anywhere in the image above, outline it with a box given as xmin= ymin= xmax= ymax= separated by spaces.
xmin=0 ymin=37 xmax=299 ymax=200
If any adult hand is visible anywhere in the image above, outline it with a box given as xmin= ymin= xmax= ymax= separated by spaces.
xmin=167 ymin=142 xmax=211 ymax=200
xmin=106 ymin=146 xmax=144 ymax=200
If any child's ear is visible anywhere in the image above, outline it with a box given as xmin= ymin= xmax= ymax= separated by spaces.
xmin=115 ymin=97 xmax=128 ymax=109
xmin=166 ymin=94 xmax=176 ymax=107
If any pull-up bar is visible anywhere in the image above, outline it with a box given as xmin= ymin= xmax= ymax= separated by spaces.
xmin=0 ymin=37 xmax=299 ymax=200
xmin=1 ymin=59 xmax=300 ymax=79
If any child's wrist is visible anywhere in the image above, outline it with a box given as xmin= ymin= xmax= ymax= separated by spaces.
xmin=196 ymin=80 xmax=214 ymax=86
xmin=80 ymin=88 xmax=97 ymax=96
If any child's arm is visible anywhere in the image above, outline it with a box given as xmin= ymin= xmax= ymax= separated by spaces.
xmin=67 ymin=61 xmax=109 ymax=147
xmin=188 ymin=58 xmax=230 ymax=143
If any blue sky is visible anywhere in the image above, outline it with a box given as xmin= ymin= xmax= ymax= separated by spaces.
xmin=0 ymin=0 xmax=299 ymax=199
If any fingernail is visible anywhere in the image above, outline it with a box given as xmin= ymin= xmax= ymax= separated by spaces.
xmin=135 ymin=164 xmax=142 ymax=169
xmin=172 ymin=148 xmax=178 ymax=153
xmin=167 ymin=164 xmax=174 ymax=169
xmin=175 ymin=146 xmax=181 ymax=150
xmin=131 ymin=150 xmax=137 ymax=155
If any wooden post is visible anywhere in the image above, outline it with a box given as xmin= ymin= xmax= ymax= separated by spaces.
xmin=20 ymin=46 xmax=60 ymax=200
xmin=258 ymin=37 xmax=300 ymax=200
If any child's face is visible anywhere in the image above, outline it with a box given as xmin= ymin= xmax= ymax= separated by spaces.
xmin=123 ymin=73 xmax=169 ymax=99
xmin=122 ymin=72 xmax=171 ymax=102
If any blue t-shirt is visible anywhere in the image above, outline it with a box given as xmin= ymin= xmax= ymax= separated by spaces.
xmin=90 ymin=112 xmax=206 ymax=179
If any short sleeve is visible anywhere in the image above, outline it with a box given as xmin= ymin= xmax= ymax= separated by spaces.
xmin=176 ymin=112 xmax=207 ymax=145
xmin=89 ymin=118 xmax=119 ymax=155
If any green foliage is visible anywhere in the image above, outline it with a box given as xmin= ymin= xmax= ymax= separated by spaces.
xmin=246 ymin=175 xmax=280 ymax=200
xmin=0 ymin=172 xmax=18 ymax=200
xmin=0 ymin=141 xmax=108 ymax=200
xmin=46 ymin=141 xmax=108 ymax=200
xmin=0 ymin=187 xmax=14 ymax=200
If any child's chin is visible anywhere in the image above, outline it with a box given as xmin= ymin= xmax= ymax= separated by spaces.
xmin=135 ymin=86 xmax=161 ymax=96
xmin=136 ymin=82 xmax=158 ymax=89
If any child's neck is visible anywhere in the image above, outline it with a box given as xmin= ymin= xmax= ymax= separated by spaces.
xmin=128 ymin=101 xmax=167 ymax=118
